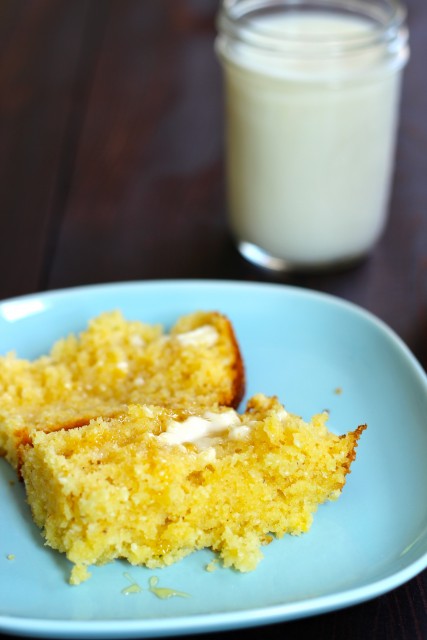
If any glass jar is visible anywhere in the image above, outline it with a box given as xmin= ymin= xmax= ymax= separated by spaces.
xmin=216 ymin=0 xmax=409 ymax=272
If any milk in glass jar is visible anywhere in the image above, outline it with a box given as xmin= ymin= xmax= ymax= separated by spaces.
xmin=216 ymin=0 xmax=409 ymax=271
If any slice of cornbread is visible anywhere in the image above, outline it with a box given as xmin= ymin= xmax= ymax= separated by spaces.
xmin=20 ymin=394 xmax=366 ymax=585
xmin=0 ymin=310 xmax=245 ymax=468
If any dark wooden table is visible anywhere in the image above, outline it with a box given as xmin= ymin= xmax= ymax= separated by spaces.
xmin=1 ymin=1 xmax=427 ymax=638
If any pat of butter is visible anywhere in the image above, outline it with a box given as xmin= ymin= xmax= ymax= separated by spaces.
xmin=158 ymin=409 xmax=250 ymax=449
xmin=175 ymin=325 xmax=218 ymax=348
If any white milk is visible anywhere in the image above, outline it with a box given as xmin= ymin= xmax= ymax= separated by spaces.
xmin=217 ymin=7 xmax=409 ymax=270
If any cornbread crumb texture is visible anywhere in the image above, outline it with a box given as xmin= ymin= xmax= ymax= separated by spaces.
xmin=0 ymin=310 xmax=244 ymax=468
xmin=21 ymin=394 xmax=366 ymax=584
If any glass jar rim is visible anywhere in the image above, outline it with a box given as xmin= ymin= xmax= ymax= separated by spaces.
xmin=217 ymin=0 xmax=408 ymax=57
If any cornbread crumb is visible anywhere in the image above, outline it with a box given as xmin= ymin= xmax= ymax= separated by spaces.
xmin=148 ymin=576 xmax=190 ymax=599
xmin=21 ymin=395 xmax=365 ymax=584
xmin=70 ymin=564 xmax=91 ymax=585
xmin=121 ymin=572 xmax=142 ymax=595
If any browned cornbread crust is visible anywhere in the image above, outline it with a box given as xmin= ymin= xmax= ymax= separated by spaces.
xmin=21 ymin=394 xmax=365 ymax=585
xmin=0 ymin=310 xmax=245 ymax=468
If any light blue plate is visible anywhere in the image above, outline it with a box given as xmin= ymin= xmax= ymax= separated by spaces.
xmin=1 ymin=280 xmax=427 ymax=639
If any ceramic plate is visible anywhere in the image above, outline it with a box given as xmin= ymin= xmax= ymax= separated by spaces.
xmin=1 ymin=280 xmax=427 ymax=639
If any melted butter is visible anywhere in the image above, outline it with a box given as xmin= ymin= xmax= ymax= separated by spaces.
xmin=148 ymin=576 xmax=190 ymax=599
xmin=157 ymin=409 xmax=250 ymax=449
xmin=175 ymin=325 xmax=218 ymax=347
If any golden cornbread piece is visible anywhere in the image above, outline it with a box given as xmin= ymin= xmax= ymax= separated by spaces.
xmin=0 ymin=310 xmax=245 ymax=468
xmin=21 ymin=394 xmax=366 ymax=584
